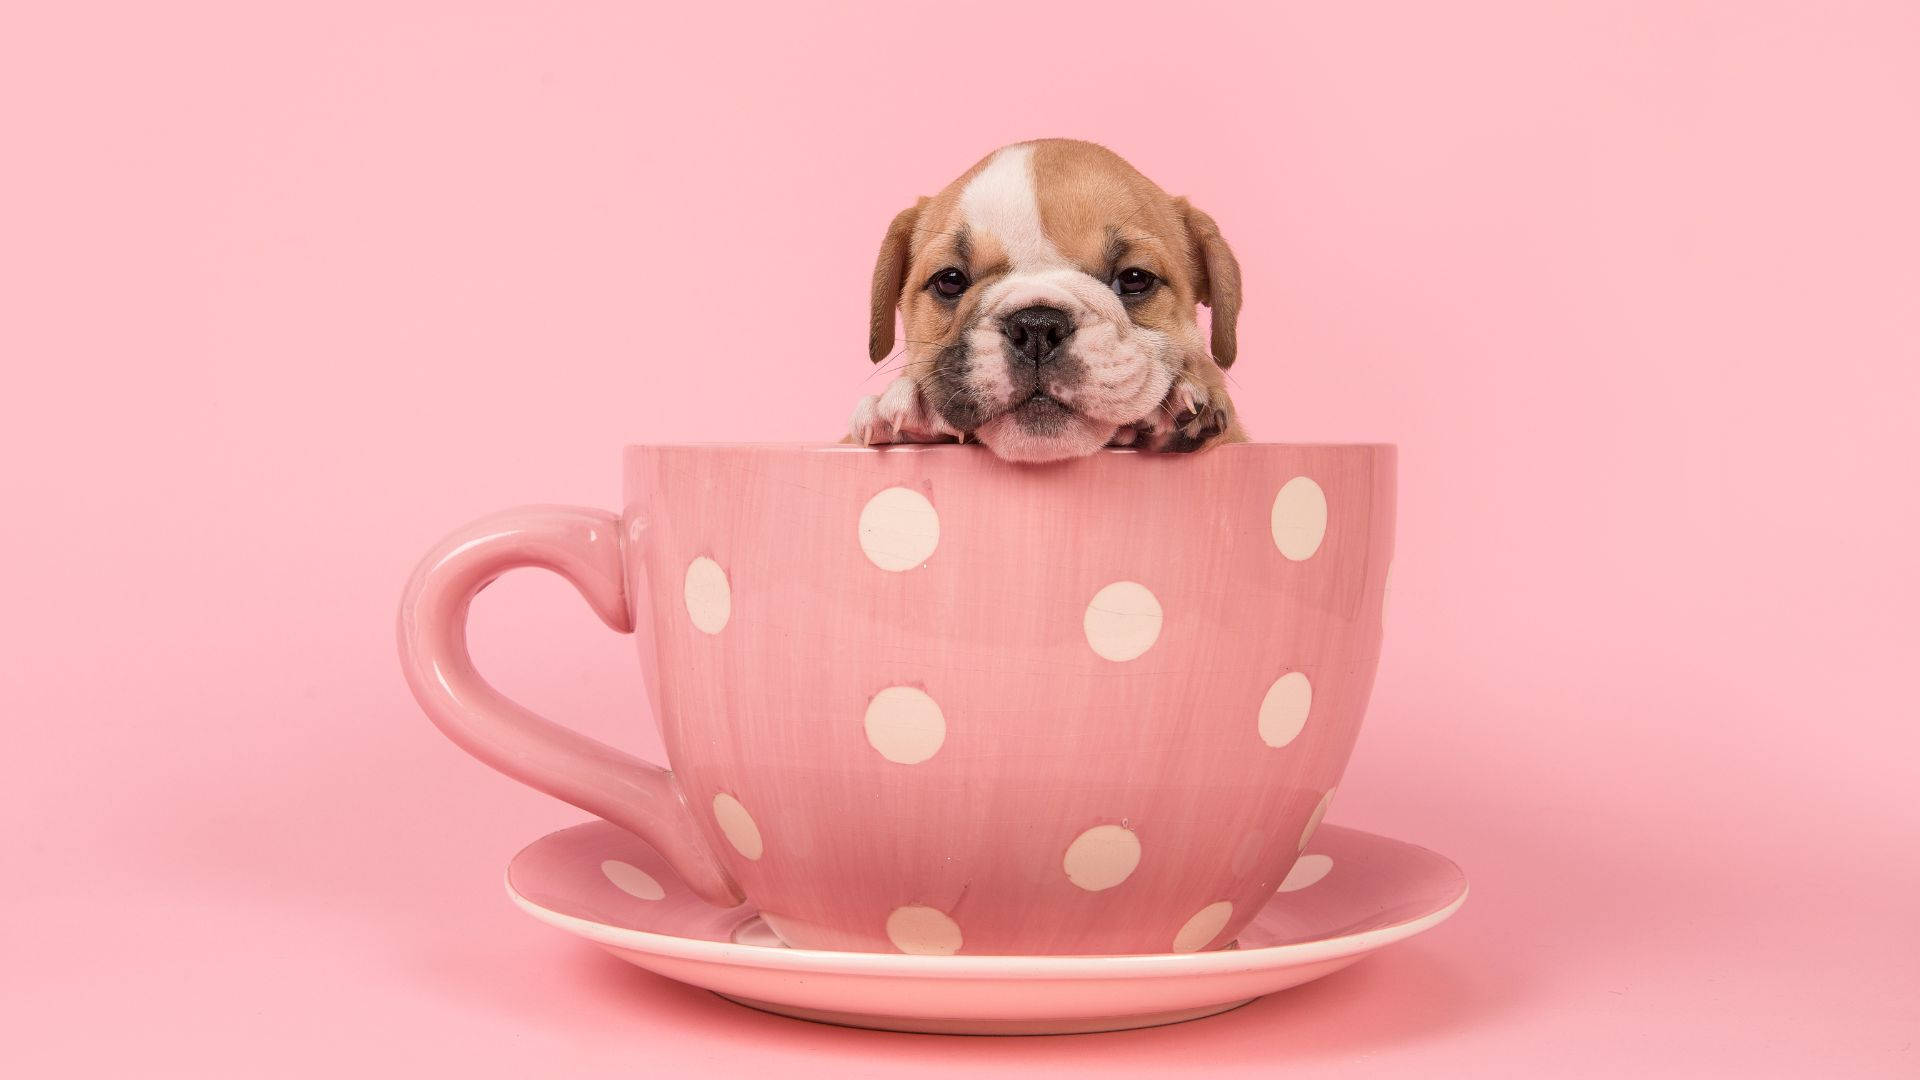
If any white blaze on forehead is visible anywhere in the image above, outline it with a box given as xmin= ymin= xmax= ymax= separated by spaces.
xmin=947 ymin=144 xmax=1177 ymax=458
xmin=959 ymin=145 xmax=1064 ymax=271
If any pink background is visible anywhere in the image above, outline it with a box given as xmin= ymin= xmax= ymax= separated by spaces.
xmin=4 ymin=1 xmax=1915 ymax=1075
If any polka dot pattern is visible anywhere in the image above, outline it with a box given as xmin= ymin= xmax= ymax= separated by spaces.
xmin=1173 ymin=901 xmax=1234 ymax=953
xmin=858 ymin=486 xmax=940 ymax=571
xmin=600 ymin=859 xmax=665 ymax=901
xmin=863 ymin=686 xmax=946 ymax=765
xmin=1271 ymin=476 xmax=1328 ymax=560
xmin=886 ymin=905 xmax=963 ymax=955
xmin=712 ymin=793 xmax=764 ymax=860
xmin=1062 ymin=825 xmax=1142 ymax=891
xmin=1258 ymin=671 xmax=1313 ymax=748
xmin=1277 ymin=853 xmax=1333 ymax=892
xmin=1083 ymin=581 xmax=1162 ymax=661
xmin=1300 ymin=788 xmax=1336 ymax=852
xmin=660 ymin=457 xmax=1369 ymax=954
xmin=682 ymin=556 xmax=731 ymax=634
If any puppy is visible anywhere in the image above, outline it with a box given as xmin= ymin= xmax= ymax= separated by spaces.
xmin=850 ymin=139 xmax=1246 ymax=463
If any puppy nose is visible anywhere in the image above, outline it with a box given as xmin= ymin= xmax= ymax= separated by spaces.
xmin=1003 ymin=305 xmax=1075 ymax=365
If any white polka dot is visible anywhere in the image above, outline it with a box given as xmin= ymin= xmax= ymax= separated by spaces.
xmin=886 ymin=905 xmax=963 ymax=955
xmin=683 ymin=556 xmax=731 ymax=634
xmin=858 ymin=486 xmax=940 ymax=571
xmin=1172 ymin=901 xmax=1234 ymax=953
xmin=600 ymin=859 xmax=665 ymax=900
xmin=863 ymin=686 xmax=947 ymax=764
xmin=1062 ymin=825 xmax=1142 ymax=891
xmin=1277 ymin=853 xmax=1334 ymax=893
xmin=1271 ymin=476 xmax=1328 ymax=560
xmin=1083 ymin=581 xmax=1162 ymax=661
xmin=1257 ymin=671 xmax=1313 ymax=748
xmin=712 ymin=793 xmax=763 ymax=860
xmin=1300 ymin=788 xmax=1336 ymax=851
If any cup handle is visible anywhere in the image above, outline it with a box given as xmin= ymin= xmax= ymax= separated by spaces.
xmin=397 ymin=505 xmax=742 ymax=906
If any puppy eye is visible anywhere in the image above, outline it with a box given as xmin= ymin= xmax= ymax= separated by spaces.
xmin=931 ymin=267 xmax=971 ymax=298
xmin=1113 ymin=267 xmax=1158 ymax=296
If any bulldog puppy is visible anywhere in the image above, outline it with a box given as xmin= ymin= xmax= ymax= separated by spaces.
xmin=850 ymin=138 xmax=1246 ymax=462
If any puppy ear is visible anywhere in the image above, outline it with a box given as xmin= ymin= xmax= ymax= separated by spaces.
xmin=868 ymin=199 xmax=926 ymax=364
xmin=1175 ymin=198 xmax=1243 ymax=368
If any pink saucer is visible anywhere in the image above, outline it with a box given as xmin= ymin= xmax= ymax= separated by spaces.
xmin=507 ymin=821 xmax=1468 ymax=1035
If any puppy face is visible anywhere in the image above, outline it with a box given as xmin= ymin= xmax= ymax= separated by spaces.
xmin=869 ymin=140 xmax=1241 ymax=462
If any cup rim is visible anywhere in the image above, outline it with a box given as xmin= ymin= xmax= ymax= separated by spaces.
xmin=622 ymin=441 xmax=1398 ymax=452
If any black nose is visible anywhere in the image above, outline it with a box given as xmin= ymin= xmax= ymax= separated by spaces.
xmin=1003 ymin=305 xmax=1075 ymax=365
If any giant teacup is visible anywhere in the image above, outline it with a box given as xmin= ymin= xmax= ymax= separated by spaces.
xmin=399 ymin=443 xmax=1394 ymax=955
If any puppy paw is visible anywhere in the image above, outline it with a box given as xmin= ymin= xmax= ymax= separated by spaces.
xmin=849 ymin=376 xmax=962 ymax=446
xmin=1121 ymin=377 xmax=1236 ymax=453
xmin=1168 ymin=378 xmax=1236 ymax=451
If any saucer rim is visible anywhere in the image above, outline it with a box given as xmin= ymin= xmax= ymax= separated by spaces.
xmin=505 ymin=823 xmax=1468 ymax=979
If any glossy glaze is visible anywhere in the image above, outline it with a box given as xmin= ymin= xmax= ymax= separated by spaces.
xmin=400 ymin=443 xmax=1395 ymax=954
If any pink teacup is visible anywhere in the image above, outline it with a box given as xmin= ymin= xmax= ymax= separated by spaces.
xmin=399 ymin=443 xmax=1394 ymax=956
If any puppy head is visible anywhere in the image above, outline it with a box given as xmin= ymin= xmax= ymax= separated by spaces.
xmin=869 ymin=139 xmax=1241 ymax=463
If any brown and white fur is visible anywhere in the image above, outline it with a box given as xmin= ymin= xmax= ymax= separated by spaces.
xmin=849 ymin=139 xmax=1246 ymax=463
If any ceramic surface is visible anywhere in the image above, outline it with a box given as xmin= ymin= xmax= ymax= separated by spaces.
xmin=401 ymin=443 xmax=1395 ymax=955
xmin=508 ymin=819 xmax=1465 ymax=1035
